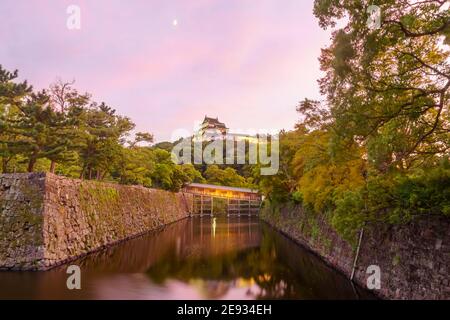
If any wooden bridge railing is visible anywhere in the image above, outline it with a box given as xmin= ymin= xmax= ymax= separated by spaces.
xmin=190 ymin=194 xmax=261 ymax=216
xmin=182 ymin=183 xmax=262 ymax=216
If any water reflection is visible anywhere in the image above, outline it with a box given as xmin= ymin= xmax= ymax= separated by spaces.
xmin=0 ymin=216 xmax=375 ymax=300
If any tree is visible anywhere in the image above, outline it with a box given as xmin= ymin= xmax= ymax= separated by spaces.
xmin=179 ymin=164 xmax=206 ymax=184
xmin=314 ymin=0 xmax=450 ymax=171
xmin=129 ymin=132 xmax=154 ymax=147
xmin=0 ymin=65 xmax=32 ymax=172
xmin=113 ymin=146 xmax=155 ymax=187
xmin=152 ymin=141 xmax=175 ymax=152
xmin=295 ymin=98 xmax=331 ymax=132
xmin=149 ymin=149 xmax=204 ymax=191
xmin=49 ymin=79 xmax=90 ymax=112
xmin=292 ymin=129 xmax=366 ymax=213
xmin=78 ymin=102 xmax=135 ymax=180
xmin=204 ymin=165 xmax=251 ymax=188
xmin=253 ymin=130 xmax=304 ymax=203
xmin=4 ymin=91 xmax=76 ymax=172
xmin=47 ymin=79 xmax=91 ymax=173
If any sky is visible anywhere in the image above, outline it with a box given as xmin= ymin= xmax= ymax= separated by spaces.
xmin=0 ymin=0 xmax=335 ymax=142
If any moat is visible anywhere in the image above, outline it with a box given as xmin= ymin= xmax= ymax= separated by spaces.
xmin=0 ymin=216 xmax=374 ymax=299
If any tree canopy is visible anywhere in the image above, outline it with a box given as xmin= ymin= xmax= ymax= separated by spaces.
xmin=259 ymin=1 xmax=450 ymax=241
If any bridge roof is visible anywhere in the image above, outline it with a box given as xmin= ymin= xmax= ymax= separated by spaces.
xmin=185 ymin=183 xmax=259 ymax=194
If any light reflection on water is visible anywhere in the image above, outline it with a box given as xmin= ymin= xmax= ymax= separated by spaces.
xmin=0 ymin=216 xmax=375 ymax=300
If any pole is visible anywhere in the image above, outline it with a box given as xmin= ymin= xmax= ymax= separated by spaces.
xmin=350 ymin=228 xmax=364 ymax=281
xmin=200 ymin=195 xmax=203 ymax=216
xmin=351 ymin=172 xmax=368 ymax=281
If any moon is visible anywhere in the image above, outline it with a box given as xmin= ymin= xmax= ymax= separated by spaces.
xmin=172 ymin=19 xmax=178 ymax=27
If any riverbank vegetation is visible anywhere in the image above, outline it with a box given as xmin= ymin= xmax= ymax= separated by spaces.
xmin=258 ymin=0 xmax=450 ymax=240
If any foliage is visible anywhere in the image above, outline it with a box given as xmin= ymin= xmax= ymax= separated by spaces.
xmin=112 ymin=147 xmax=155 ymax=187
xmin=6 ymin=91 xmax=80 ymax=172
xmin=150 ymin=149 xmax=205 ymax=191
xmin=257 ymin=1 xmax=450 ymax=239
xmin=0 ymin=64 xmax=33 ymax=172
xmin=314 ymin=0 xmax=450 ymax=171
xmin=0 ymin=66 xmax=207 ymax=192
xmin=254 ymin=130 xmax=303 ymax=203
xmin=204 ymin=165 xmax=253 ymax=188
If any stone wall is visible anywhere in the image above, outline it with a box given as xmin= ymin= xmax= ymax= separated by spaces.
xmin=0 ymin=173 xmax=46 ymax=270
xmin=261 ymin=204 xmax=449 ymax=300
xmin=0 ymin=173 xmax=193 ymax=270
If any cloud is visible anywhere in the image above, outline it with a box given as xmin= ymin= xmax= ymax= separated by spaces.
xmin=0 ymin=0 xmax=332 ymax=141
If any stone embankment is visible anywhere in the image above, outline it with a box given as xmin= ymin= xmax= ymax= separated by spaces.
xmin=0 ymin=173 xmax=193 ymax=270
xmin=262 ymin=204 xmax=449 ymax=300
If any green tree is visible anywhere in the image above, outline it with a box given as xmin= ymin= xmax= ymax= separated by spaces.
xmin=0 ymin=65 xmax=32 ymax=172
xmin=204 ymin=165 xmax=252 ymax=188
xmin=5 ymin=91 xmax=80 ymax=172
xmin=114 ymin=146 xmax=155 ymax=187
xmin=47 ymin=79 xmax=91 ymax=173
xmin=149 ymin=149 xmax=204 ymax=191
xmin=78 ymin=102 xmax=135 ymax=180
xmin=314 ymin=0 xmax=450 ymax=171
xmin=253 ymin=130 xmax=304 ymax=203
xmin=129 ymin=132 xmax=154 ymax=147
xmin=179 ymin=163 xmax=206 ymax=184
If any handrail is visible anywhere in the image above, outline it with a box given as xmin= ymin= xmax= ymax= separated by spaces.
xmin=184 ymin=191 xmax=261 ymax=201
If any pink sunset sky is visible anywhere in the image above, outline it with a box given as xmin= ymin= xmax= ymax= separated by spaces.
xmin=0 ymin=0 xmax=335 ymax=142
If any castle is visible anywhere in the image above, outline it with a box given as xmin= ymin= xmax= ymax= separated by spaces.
xmin=199 ymin=116 xmax=228 ymax=139
xmin=197 ymin=116 xmax=258 ymax=143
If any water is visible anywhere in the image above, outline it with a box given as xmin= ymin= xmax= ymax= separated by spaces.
xmin=0 ymin=216 xmax=375 ymax=299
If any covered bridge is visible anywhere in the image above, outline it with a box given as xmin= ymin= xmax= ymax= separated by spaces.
xmin=182 ymin=183 xmax=262 ymax=215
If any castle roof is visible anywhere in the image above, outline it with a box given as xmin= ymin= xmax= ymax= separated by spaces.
xmin=202 ymin=116 xmax=226 ymax=128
